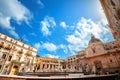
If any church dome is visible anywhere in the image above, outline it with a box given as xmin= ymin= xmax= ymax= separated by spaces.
xmin=89 ymin=34 xmax=101 ymax=44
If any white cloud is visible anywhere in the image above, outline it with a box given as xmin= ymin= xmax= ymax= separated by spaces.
xmin=66 ymin=34 xmax=88 ymax=55
xmin=29 ymin=33 xmax=37 ymax=36
xmin=66 ymin=17 xmax=113 ymax=55
xmin=37 ymin=0 xmax=44 ymax=8
xmin=58 ymin=44 xmax=68 ymax=54
xmin=60 ymin=21 xmax=67 ymax=28
xmin=75 ymin=17 xmax=111 ymax=40
xmin=66 ymin=35 xmax=81 ymax=45
xmin=42 ymin=42 xmax=57 ymax=52
xmin=0 ymin=0 xmax=31 ymax=39
xmin=0 ymin=16 xmax=19 ymax=38
xmin=34 ymin=42 xmax=68 ymax=55
xmin=34 ymin=43 xmax=41 ymax=50
xmin=22 ymin=35 xmax=29 ymax=42
xmin=46 ymin=54 xmax=60 ymax=58
xmin=41 ymin=16 xmax=56 ymax=36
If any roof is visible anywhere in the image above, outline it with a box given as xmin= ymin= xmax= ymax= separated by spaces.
xmin=89 ymin=34 xmax=101 ymax=44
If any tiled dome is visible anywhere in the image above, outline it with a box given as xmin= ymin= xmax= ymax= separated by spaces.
xmin=89 ymin=34 xmax=101 ymax=44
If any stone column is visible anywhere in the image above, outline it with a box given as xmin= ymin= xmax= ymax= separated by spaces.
xmin=92 ymin=66 xmax=96 ymax=74
xmin=40 ymin=63 xmax=42 ymax=71
xmin=52 ymin=64 xmax=54 ymax=70
xmin=48 ymin=63 xmax=50 ymax=70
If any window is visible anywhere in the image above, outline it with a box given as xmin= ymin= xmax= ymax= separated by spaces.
xmin=110 ymin=59 xmax=113 ymax=62
xmin=114 ymin=15 xmax=119 ymax=20
xmin=109 ymin=46 xmax=112 ymax=49
xmin=10 ymin=39 xmax=13 ymax=42
xmin=110 ymin=0 xmax=115 ymax=7
xmin=8 ymin=56 xmax=12 ymax=61
xmin=0 ymin=65 xmax=2 ymax=70
xmin=106 ymin=48 xmax=109 ymax=50
xmin=117 ymin=9 xmax=120 ymax=19
xmin=93 ymin=49 xmax=95 ymax=53
xmin=2 ymin=54 xmax=6 ymax=59
xmin=114 ymin=46 xmax=117 ymax=48
xmin=92 ymin=47 xmax=95 ymax=53
xmin=5 ymin=66 xmax=8 ymax=68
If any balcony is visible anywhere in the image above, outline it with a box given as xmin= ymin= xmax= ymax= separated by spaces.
xmin=25 ymin=51 xmax=32 ymax=56
xmin=18 ymin=49 xmax=23 ymax=54
xmin=12 ymin=60 xmax=25 ymax=64
xmin=4 ymin=45 xmax=11 ymax=50
xmin=0 ymin=42 xmax=4 ymax=48
xmin=12 ymin=46 xmax=16 ymax=50
xmin=115 ymin=48 xmax=120 ymax=52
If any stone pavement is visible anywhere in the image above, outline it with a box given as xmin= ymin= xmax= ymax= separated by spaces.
xmin=0 ymin=74 xmax=119 ymax=80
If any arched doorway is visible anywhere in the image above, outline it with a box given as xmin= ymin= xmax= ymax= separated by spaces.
xmin=83 ymin=63 xmax=90 ymax=74
xmin=94 ymin=60 xmax=103 ymax=74
xmin=12 ymin=65 xmax=19 ymax=75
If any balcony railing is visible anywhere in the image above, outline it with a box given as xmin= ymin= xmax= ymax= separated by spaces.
xmin=4 ymin=46 xmax=11 ymax=50
xmin=26 ymin=51 xmax=32 ymax=56
xmin=12 ymin=60 xmax=25 ymax=64
xmin=18 ymin=49 xmax=23 ymax=54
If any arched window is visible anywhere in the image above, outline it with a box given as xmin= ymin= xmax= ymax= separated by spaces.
xmin=2 ymin=54 xmax=6 ymax=59
xmin=8 ymin=56 xmax=12 ymax=61
xmin=110 ymin=0 xmax=115 ymax=7
xmin=117 ymin=9 xmax=120 ymax=19
xmin=110 ymin=59 xmax=113 ymax=62
xmin=13 ymin=65 xmax=18 ymax=69
xmin=93 ymin=49 xmax=95 ymax=53
xmin=0 ymin=42 xmax=4 ymax=48
xmin=0 ymin=65 xmax=2 ymax=70
xmin=92 ymin=47 xmax=96 ymax=53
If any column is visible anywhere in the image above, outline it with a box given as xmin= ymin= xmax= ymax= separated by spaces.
xmin=41 ymin=64 xmax=43 ymax=71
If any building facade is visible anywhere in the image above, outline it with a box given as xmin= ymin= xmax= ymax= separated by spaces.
xmin=0 ymin=33 xmax=37 ymax=75
xmin=77 ymin=34 xmax=120 ymax=74
xmin=100 ymin=0 xmax=120 ymax=44
xmin=64 ymin=55 xmax=78 ymax=72
xmin=0 ymin=32 xmax=119 ymax=75
xmin=35 ymin=34 xmax=120 ymax=74
xmin=35 ymin=56 xmax=63 ymax=72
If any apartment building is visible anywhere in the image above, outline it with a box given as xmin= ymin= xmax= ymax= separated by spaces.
xmin=0 ymin=33 xmax=37 ymax=75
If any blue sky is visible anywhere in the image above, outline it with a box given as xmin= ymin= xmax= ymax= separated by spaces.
xmin=0 ymin=0 xmax=114 ymax=59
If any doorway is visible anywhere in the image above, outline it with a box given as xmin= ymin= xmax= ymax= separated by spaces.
xmin=94 ymin=60 xmax=103 ymax=74
xmin=12 ymin=65 xmax=19 ymax=75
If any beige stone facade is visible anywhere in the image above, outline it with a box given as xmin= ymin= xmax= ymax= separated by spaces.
xmin=35 ymin=56 xmax=63 ymax=72
xmin=0 ymin=33 xmax=37 ymax=75
xmin=0 ymin=33 xmax=119 ymax=75
xmin=100 ymin=0 xmax=120 ymax=44
xmin=64 ymin=55 xmax=78 ymax=72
